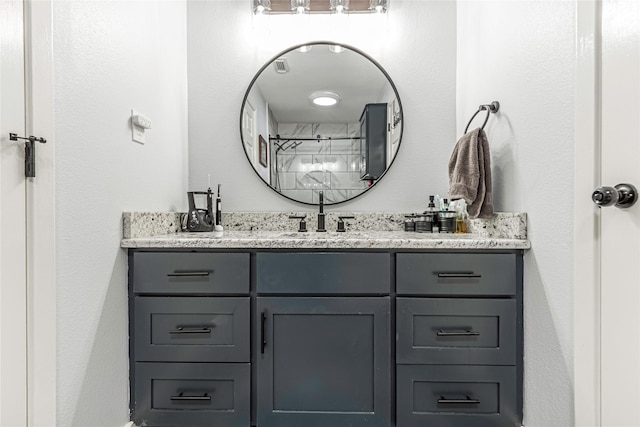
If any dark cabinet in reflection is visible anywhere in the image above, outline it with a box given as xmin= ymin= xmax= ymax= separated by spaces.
xmin=359 ymin=103 xmax=387 ymax=180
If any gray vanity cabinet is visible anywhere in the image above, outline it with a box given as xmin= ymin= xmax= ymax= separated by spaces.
xmin=128 ymin=249 xmax=522 ymax=427
xmin=129 ymin=251 xmax=251 ymax=427
xmin=395 ymin=252 xmax=523 ymax=427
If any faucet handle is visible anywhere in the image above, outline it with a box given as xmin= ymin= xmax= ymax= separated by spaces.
xmin=288 ymin=215 xmax=308 ymax=232
xmin=336 ymin=215 xmax=355 ymax=232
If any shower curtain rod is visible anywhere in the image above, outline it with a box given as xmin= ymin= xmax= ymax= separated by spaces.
xmin=270 ymin=135 xmax=358 ymax=142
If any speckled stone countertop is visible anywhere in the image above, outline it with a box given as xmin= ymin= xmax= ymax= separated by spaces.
xmin=121 ymin=212 xmax=530 ymax=250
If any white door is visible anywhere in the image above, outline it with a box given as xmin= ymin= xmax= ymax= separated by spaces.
xmin=575 ymin=1 xmax=640 ymax=425
xmin=242 ymin=100 xmax=257 ymax=166
xmin=0 ymin=0 xmax=28 ymax=425
xmin=599 ymin=0 xmax=640 ymax=424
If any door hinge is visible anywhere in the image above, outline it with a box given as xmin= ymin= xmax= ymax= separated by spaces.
xmin=9 ymin=133 xmax=47 ymax=178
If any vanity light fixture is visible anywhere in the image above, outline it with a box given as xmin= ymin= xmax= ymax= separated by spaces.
xmin=369 ymin=0 xmax=388 ymax=13
xmin=310 ymin=91 xmax=341 ymax=107
xmin=252 ymin=0 xmax=389 ymax=14
xmin=291 ymin=0 xmax=310 ymax=14
xmin=329 ymin=0 xmax=349 ymax=14
xmin=297 ymin=45 xmax=313 ymax=53
xmin=329 ymin=44 xmax=345 ymax=53
xmin=253 ymin=0 xmax=271 ymax=14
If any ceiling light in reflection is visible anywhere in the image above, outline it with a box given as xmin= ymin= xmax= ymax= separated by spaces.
xmin=310 ymin=91 xmax=341 ymax=107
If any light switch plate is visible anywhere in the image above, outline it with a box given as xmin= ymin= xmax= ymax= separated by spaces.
xmin=131 ymin=109 xmax=146 ymax=144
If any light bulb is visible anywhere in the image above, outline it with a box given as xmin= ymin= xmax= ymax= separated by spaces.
xmin=330 ymin=0 xmax=349 ymax=14
xmin=291 ymin=0 xmax=309 ymax=14
xmin=253 ymin=0 xmax=271 ymax=15
xmin=369 ymin=0 xmax=388 ymax=13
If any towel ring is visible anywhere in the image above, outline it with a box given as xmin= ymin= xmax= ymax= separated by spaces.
xmin=464 ymin=101 xmax=500 ymax=134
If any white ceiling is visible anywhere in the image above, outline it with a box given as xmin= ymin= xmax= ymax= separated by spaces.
xmin=253 ymin=44 xmax=392 ymax=124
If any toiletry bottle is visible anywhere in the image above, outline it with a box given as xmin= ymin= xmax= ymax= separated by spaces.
xmin=425 ymin=195 xmax=439 ymax=233
xmin=404 ymin=215 xmax=416 ymax=232
xmin=438 ymin=198 xmax=456 ymax=233
xmin=454 ymin=200 xmax=467 ymax=233
xmin=216 ymin=184 xmax=222 ymax=226
xmin=205 ymin=187 xmax=214 ymax=226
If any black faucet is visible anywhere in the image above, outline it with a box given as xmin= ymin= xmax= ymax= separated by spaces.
xmin=317 ymin=191 xmax=326 ymax=232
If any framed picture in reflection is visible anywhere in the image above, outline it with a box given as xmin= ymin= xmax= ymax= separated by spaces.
xmin=259 ymin=135 xmax=268 ymax=167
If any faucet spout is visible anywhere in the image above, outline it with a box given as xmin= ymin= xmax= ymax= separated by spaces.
xmin=317 ymin=191 xmax=326 ymax=232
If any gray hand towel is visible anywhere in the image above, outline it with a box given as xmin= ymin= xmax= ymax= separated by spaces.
xmin=448 ymin=127 xmax=493 ymax=218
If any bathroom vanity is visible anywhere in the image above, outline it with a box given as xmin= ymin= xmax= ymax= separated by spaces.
xmin=123 ymin=212 xmax=528 ymax=427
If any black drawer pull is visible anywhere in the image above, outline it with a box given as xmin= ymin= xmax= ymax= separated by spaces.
xmin=436 ymin=329 xmax=480 ymax=337
xmin=437 ymin=272 xmax=482 ymax=279
xmin=170 ymin=392 xmax=211 ymax=401
xmin=438 ymin=395 xmax=480 ymax=404
xmin=169 ymin=327 xmax=212 ymax=334
xmin=167 ymin=271 xmax=210 ymax=277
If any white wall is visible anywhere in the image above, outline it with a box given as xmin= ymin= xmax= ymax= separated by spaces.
xmin=188 ymin=0 xmax=457 ymax=211
xmin=457 ymin=1 xmax=575 ymax=426
xmin=53 ymin=1 xmax=188 ymax=425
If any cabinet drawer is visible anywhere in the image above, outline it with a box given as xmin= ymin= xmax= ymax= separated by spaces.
xmin=396 ymin=298 xmax=516 ymax=365
xmin=397 ymin=365 xmax=517 ymax=427
xmin=134 ymin=297 xmax=250 ymax=362
xmin=132 ymin=252 xmax=249 ymax=294
xmin=256 ymin=252 xmax=390 ymax=294
xmin=396 ymin=253 xmax=516 ymax=296
xmin=133 ymin=362 xmax=250 ymax=427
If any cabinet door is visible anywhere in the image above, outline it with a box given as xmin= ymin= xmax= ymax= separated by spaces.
xmin=256 ymin=297 xmax=391 ymax=427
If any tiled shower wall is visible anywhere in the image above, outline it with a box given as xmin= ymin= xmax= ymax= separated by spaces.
xmin=274 ymin=123 xmax=367 ymax=204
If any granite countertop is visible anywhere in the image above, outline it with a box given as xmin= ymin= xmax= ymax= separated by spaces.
xmin=121 ymin=212 xmax=530 ymax=250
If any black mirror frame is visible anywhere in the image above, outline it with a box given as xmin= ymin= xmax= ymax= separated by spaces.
xmin=239 ymin=40 xmax=404 ymax=206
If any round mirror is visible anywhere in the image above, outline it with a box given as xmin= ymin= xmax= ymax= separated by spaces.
xmin=240 ymin=41 xmax=403 ymax=205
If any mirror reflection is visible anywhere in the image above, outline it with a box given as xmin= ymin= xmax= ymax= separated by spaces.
xmin=241 ymin=42 xmax=403 ymax=205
